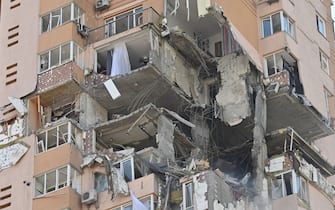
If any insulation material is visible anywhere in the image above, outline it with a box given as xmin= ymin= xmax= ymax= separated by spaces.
xmin=265 ymin=156 xmax=285 ymax=173
xmin=156 ymin=115 xmax=175 ymax=161
xmin=0 ymin=143 xmax=28 ymax=170
xmin=193 ymin=174 xmax=208 ymax=210
xmin=111 ymin=167 xmax=129 ymax=196
xmin=215 ymin=54 xmax=251 ymax=125
xmin=110 ymin=43 xmax=131 ymax=77
xmin=197 ymin=0 xmax=210 ymax=17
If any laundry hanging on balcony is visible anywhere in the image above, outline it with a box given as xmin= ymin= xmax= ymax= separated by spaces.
xmin=110 ymin=43 xmax=131 ymax=77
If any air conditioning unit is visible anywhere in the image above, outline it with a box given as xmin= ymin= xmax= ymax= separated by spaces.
xmin=96 ymin=0 xmax=110 ymax=10
xmin=77 ymin=23 xmax=89 ymax=37
xmin=81 ymin=190 xmax=97 ymax=205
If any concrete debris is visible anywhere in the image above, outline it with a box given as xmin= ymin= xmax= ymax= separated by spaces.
xmin=157 ymin=115 xmax=176 ymax=161
xmin=215 ymin=54 xmax=251 ymax=125
xmin=111 ymin=166 xmax=129 ymax=196
xmin=0 ymin=118 xmax=24 ymax=145
xmin=0 ymin=143 xmax=28 ymax=170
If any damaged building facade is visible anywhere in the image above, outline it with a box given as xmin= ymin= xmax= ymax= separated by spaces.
xmin=1 ymin=0 xmax=335 ymax=209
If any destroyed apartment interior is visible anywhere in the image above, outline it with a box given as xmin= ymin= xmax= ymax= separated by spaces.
xmin=1 ymin=0 xmax=335 ymax=209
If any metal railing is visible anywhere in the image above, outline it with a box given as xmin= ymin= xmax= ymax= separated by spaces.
xmin=88 ymin=7 xmax=161 ymax=44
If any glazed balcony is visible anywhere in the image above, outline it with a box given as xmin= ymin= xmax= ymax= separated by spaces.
xmin=266 ymin=68 xmax=333 ymax=141
xmin=99 ymin=173 xmax=158 ymax=210
xmin=37 ymin=62 xmax=84 ymax=107
xmin=32 ymin=187 xmax=81 ymax=210
xmin=88 ymin=7 xmax=161 ymax=44
xmin=34 ymin=120 xmax=83 ymax=175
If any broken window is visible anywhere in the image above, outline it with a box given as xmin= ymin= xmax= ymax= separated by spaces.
xmin=270 ymin=170 xmax=309 ymax=203
xmin=105 ymin=7 xmax=143 ymax=37
xmin=183 ymin=182 xmax=194 ymax=210
xmin=297 ymin=176 xmax=309 ymax=203
xmin=40 ymin=3 xmax=84 ymax=33
xmin=70 ymin=166 xmax=81 ymax=193
xmin=265 ymin=51 xmax=297 ymax=77
xmin=41 ymin=14 xmax=50 ymax=33
xmin=324 ymin=89 xmax=331 ymax=124
xmin=111 ymin=196 xmax=154 ymax=210
xmin=34 ymin=165 xmax=81 ymax=196
xmin=51 ymin=9 xmax=61 ymax=29
xmin=114 ymin=158 xmax=134 ymax=182
xmin=262 ymin=11 xmax=295 ymax=38
xmin=320 ymin=50 xmax=329 ymax=74
xmin=39 ymin=41 xmax=83 ymax=72
xmin=140 ymin=196 xmax=154 ymax=210
xmin=36 ymin=121 xmax=79 ymax=154
xmin=316 ymin=15 xmax=326 ymax=37
xmin=94 ymin=172 xmax=108 ymax=193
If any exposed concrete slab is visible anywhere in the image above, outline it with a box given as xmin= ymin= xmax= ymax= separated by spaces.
xmin=156 ymin=115 xmax=175 ymax=161
xmin=216 ymin=54 xmax=251 ymax=125
xmin=267 ymin=91 xmax=334 ymax=141
xmin=85 ymin=65 xmax=191 ymax=115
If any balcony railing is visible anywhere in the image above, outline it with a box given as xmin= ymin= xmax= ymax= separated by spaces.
xmin=88 ymin=7 xmax=161 ymax=44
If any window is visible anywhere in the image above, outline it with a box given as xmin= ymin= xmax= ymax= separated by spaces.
xmin=324 ymin=89 xmax=331 ymax=124
xmin=270 ymin=170 xmax=309 ymax=203
xmin=262 ymin=12 xmax=295 ymax=38
xmin=39 ymin=41 xmax=83 ymax=72
xmin=94 ymin=173 xmax=108 ymax=193
xmin=114 ymin=158 xmax=134 ymax=182
xmin=265 ymin=51 xmax=297 ymax=77
xmin=320 ymin=51 xmax=329 ymax=74
xmin=36 ymin=122 xmax=79 ymax=154
xmin=112 ymin=196 xmax=154 ymax=210
xmin=41 ymin=3 xmax=84 ymax=33
xmin=283 ymin=13 xmax=295 ymax=37
xmin=105 ymin=7 xmax=143 ymax=38
xmin=34 ymin=165 xmax=80 ymax=197
xmin=265 ymin=52 xmax=284 ymax=76
xmin=214 ymin=41 xmax=222 ymax=57
xmin=182 ymin=182 xmax=194 ymax=210
xmin=316 ymin=15 xmax=326 ymax=36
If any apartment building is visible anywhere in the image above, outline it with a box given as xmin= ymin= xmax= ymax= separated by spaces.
xmin=0 ymin=0 xmax=335 ymax=209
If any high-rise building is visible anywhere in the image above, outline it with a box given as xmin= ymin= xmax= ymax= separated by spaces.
xmin=1 ymin=0 xmax=335 ymax=209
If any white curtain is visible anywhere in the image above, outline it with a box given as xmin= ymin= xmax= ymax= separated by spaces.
xmin=110 ymin=43 xmax=131 ymax=76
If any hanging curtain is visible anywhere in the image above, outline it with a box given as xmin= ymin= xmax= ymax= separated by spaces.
xmin=110 ymin=43 xmax=131 ymax=76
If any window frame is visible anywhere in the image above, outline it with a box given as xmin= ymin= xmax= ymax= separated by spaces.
xmin=36 ymin=121 xmax=79 ymax=154
xmin=182 ymin=182 xmax=194 ymax=210
xmin=39 ymin=41 xmax=83 ymax=73
xmin=270 ymin=170 xmax=309 ymax=203
xmin=319 ymin=50 xmax=329 ymax=74
xmin=34 ymin=165 xmax=81 ymax=197
xmin=316 ymin=15 xmax=326 ymax=37
xmin=40 ymin=3 xmax=84 ymax=34
xmin=105 ymin=7 xmax=143 ymax=38
xmin=113 ymin=157 xmax=135 ymax=182
xmin=111 ymin=195 xmax=154 ymax=210
xmin=262 ymin=11 xmax=295 ymax=38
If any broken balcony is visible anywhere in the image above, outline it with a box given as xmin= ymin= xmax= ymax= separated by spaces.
xmin=94 ymin=104 xmax=195 ymax=164
xmin=85 ymin=27 xmax=191 ymax=115
xmin=98 ymin=173 xmax=158 ymax=210
xmin=88 ymin=7 xmax=161 ymax=44
xmin=37 ymin=61 xmax=84 ymax=109
xmin=34 ymin=120 xmax=83 ymax=175
xmin=265 ymin=56 xmax=333 ymax=141
xmin=266 ymin=127 xmax=335 ymax=200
